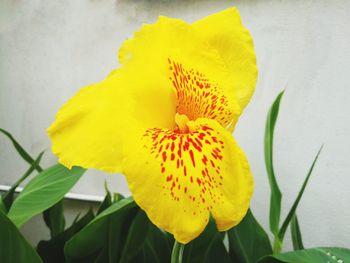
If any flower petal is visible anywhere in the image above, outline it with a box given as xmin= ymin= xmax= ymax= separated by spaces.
xmin=123 ymin=118 xmax=253 ymax=243
xmin=48 ymin=69 xmax=176 ymax=172
xmin=118 ymin=16 xmax=241 ymax=128
xmin=193 ymin=7 xmax=258 ymax=112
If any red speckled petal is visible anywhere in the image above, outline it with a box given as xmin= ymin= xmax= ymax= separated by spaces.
xmin=123 ymin=118 xmax=253 ymax=243
xmin=168 ymin=58 xmax=239 ymax=128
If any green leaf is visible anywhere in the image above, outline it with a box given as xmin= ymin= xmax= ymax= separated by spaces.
xmin=228 ymin=209 xmax=272 ymax=263
xmin=182 ymin=218 xmax=231 ymax=263
xmin=2 ymin=151 xmax=45 ymax=212
xmin=113 ymin=192 xmax=124 ymax=202
xmin=43 ymin=200 xmax=66 ymax=237
xmin=290 ymin=214 xmax=304 ymax=250
xmin=0 ymin=198 xmax=5 ymax=213
xmin=8 ymin=164 xmax=85 ymax=227
xmin=143 ymin=223 xmax=173 ymax=263
xmin=0 ymin=128 xmax=43 ymax=172
xmin=278 ymin=146 xmax=323 ymax=241
xmin=64 ymin=197 xmax=136 ymax=261
xmin=97 ymin=190 xmax=112 ymax=215
xmin=120 ymin=210 xmax=150 ymax=263
xmin=37 ymin=209 xmax=94 ymax=263
xmin=264 ymin=91 xmax=284 ymax=236
xmin=126 ymin=221 xmax=173 ymax=263
xmin=0 ymin=211 xmax=42 ymax=263
xmin=258 ymin=247 xmax=350 ymax=263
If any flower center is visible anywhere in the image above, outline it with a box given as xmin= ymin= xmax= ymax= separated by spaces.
xmin=168 ymin=58 xmax=235 ymax=129
xmin=175 ymin=113 xmax=190 ymax=133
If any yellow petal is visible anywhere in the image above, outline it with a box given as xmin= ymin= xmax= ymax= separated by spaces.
xmin=48 ymin=68 xmax=176 ymax=172
xmin=193 ymin=7 xmax=258 ymax=112
xmin=118 ymin=16 xmax=241 ymax=128
xmin=123 ymin=118 xmax=253 ymax=243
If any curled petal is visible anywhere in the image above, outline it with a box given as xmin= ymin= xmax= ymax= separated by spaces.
xmin=118 ymin=16 xmax=241 ymax=128
xmin=193 ymin=8 xmax=258 ymax=114
xmin=123 ymin=118 xmax=253 ymax=243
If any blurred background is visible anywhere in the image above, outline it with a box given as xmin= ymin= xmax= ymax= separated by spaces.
xmin=1 ymin=0 xmax=349 ymax=250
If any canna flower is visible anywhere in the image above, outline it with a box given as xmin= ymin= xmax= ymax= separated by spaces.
xmin=48 ymin=8 xmax=257 ymax=244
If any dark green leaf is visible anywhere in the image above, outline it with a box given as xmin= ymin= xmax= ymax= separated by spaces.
xmin=0 ymin=198 xmax=5 ymax=213
xmin=258 ymin=247 xmax=350 ymax=263
xmin=93 ymin=246 xmax=108 ymax=263
xmin=97 ymin=182 xmax=112 ymax=215
xmin=290 ymin=215 xmax=304 ymax=250
xmin=142 ymin=223 xmax=173 ymax=263
xmin=182 ymin=218 xmax=231 ymax=263
xmin=120 ymin=210 xmax=150 ymax=263
xmin=8 ymin=164 xmax=85 ymax=227
xmin=0 ymin=211 xmax=42 ymax=263
xmin=0 ymin=128 xmax=43 ymax=172
xmin=228 ymin=209 xmax=272 ymax=263
xmin=43 ymin=200 xmax=66 ymax=237
xmin=264 ymin=91 xmax=284 ymax=236
xmin=131 ymin=247 xmax=150 ymax=263
xmin=2 ymin=151 xmax=44 ymax=212
xmin=278 ymin=146 xmax=323 ymax=240
xmin=37 ymin=209 xmax=94 ymax=263
xmin=97 ymin=192 xmax=112 ymax=215
xmin=64 ymin=197 xmax=136 ymax=261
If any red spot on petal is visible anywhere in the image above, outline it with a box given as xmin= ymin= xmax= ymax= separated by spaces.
xmin=162 ymin=151 xmax=167 ymax=162
xmin=166 ymin=174 xmax=173 ymax=182
xmin=189 ymin=150 xmax=196 ymax=167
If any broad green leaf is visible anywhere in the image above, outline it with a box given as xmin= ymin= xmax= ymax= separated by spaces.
xmin=141 ymin=224 xmax=173 ymax=263
xmin=8 ymin=164 xmax=85 ymax=227
xmin=0 ymin=128 xmax=66 ymax=236
xmin=43 ymin=200 xmax=66 ymax=237
xmin=94 ymin=246 xmax=109 ymax=263
xmin=278 ymin=146 xmax=323 ymax=241
xmin=126 ymin=223 xmax=172 ymax=263
xmin=182 ymin=218 xmax=231 ymax=263
xmin=0 ymin=211 xmax=42 ymax=263
xmin=290 ymin=214 xmax=304 ymax=250
xmin=264 ymin=91 xmax=284 ymax=236
xmin=64 ymin=197 xmax=136 ymax=261
xmin=228 ymin=209 xmax=272 ymax=263
xmin=258 ymin=247 xmax=350 ymax=263
xmin=37 ymin=209 xmax=94 ymax=263
xmin=131 ymin=247 xmax=153 ymax=263
xmin=120 ymin=210 xmax=150 ymax=263
xmin=0 ymin=128 xmax=43 ymax=172
xmin=2 ymin=151 xmax=44 ymax=212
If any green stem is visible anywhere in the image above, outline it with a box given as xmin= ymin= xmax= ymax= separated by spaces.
xmin=273 ymin=236 xmax=283 ymax=254
xmin=171 ymin=240 xmax=185 ymax=263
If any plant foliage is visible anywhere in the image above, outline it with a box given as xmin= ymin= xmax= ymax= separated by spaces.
xmin=0 ymin=93 xmax=349 ymax=263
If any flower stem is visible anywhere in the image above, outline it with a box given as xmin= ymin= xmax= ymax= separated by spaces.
xmin=273 ymin=237 xmax=283 ymax=254
xmin=171 ymin=240 xmax=184 ymax=263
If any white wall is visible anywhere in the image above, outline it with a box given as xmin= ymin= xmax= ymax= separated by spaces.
xmin=1 ymin=0 xmax=349 ymax=250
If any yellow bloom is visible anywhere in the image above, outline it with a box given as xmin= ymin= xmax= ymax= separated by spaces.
xmin=48 ymin=8 xmax=257 ymax=244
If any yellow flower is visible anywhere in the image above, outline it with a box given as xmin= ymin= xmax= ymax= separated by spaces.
xmin=48 ymin=8 xmax=257 ymax=244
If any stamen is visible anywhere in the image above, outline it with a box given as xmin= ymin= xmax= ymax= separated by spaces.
xmin=175 ymin=113 xmax=190 ymax=133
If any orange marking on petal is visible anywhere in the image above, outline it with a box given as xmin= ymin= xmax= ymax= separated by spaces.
xmin=168 ymin=59 xmax=234 ymax=127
